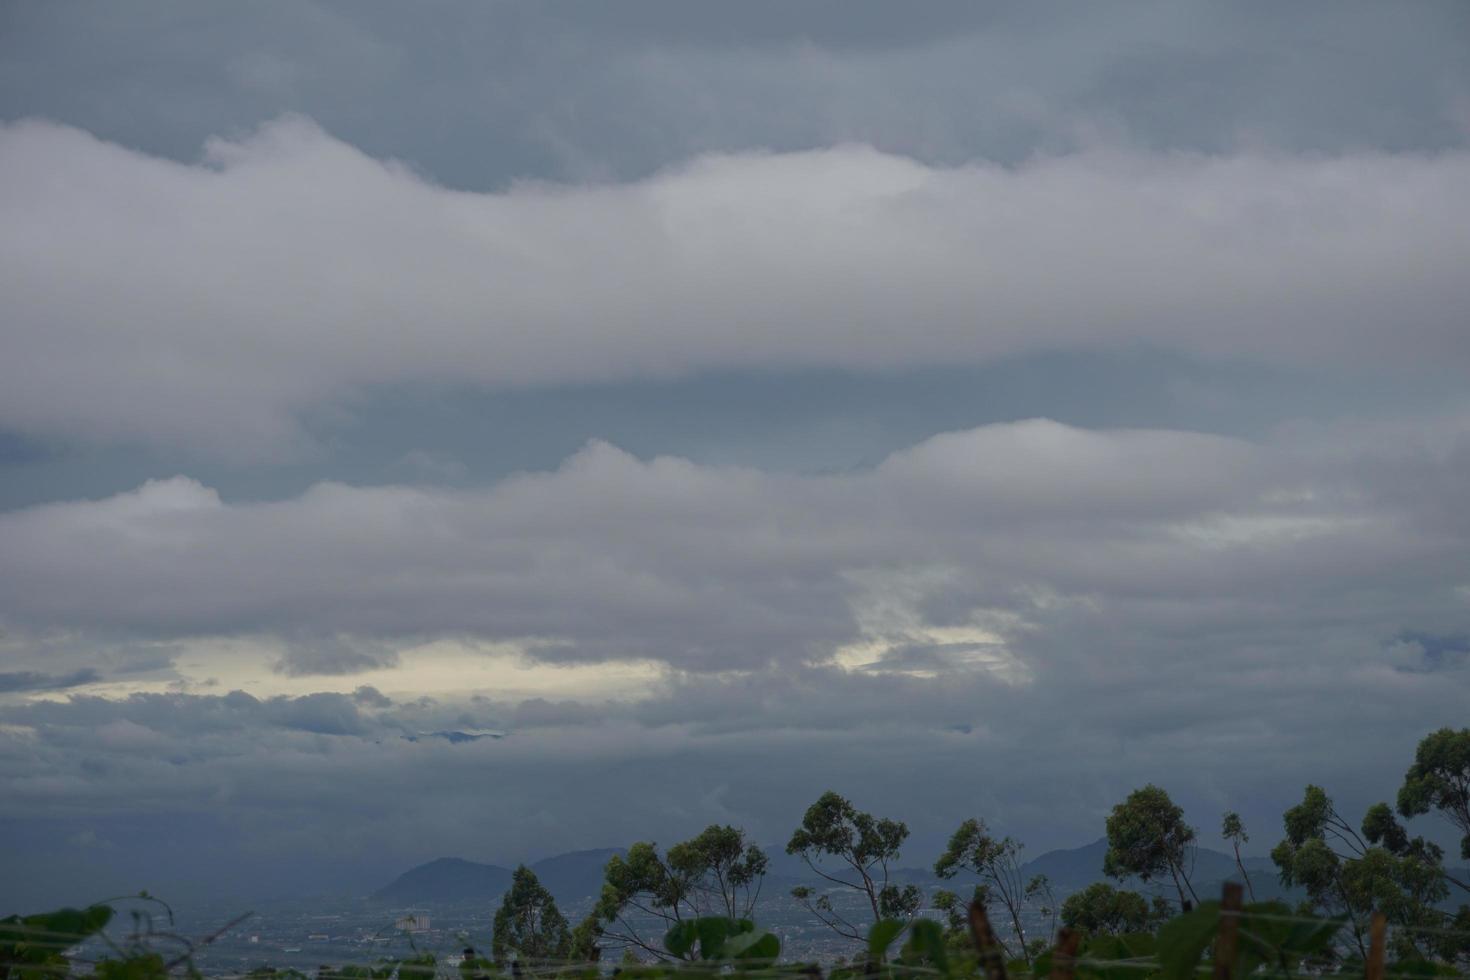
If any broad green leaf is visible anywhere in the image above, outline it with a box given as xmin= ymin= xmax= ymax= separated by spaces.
xmin=722 ymin=929 xmax=780 ymax=962
xmin=1155 ymin=901 xmax=1220 ymax=980
xmin=663 ymin=920 xmax=699 ymax=959
xmin=695 ymin=917 xmax=736 ymax=959
xmin=902 ymin=919 xmax=948 ymax=972
xmin=868 ymin=918 xmax=906 ymax=961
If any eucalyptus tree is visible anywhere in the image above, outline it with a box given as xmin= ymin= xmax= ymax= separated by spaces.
xmin=1396 ymin=727 xmax=1470 ymax=889
xmin=492 ymin=866 xmax=571 ymax=966
xmin=592 ymin=825 xmax=768 ymax=960
xmin=667 ymin=824 xmax=769 ymax=920
xmin=1221 ymin=811 xmax=1256 ymax=901
xmin=1272 ymin=784 xmax=1459 ymax=962
xmin=1103 ymin=785 xmax=1198 ymax=908
xmin=934 ymin=818 xmax=1043 ymax=966
xmin=1058 ymin=882 xmax=1164 ymax=936
xmin=786 ymin=790 xmax=921 ymax=944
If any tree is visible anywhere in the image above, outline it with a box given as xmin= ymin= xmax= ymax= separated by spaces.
xmin=568 ymin=915 xmax=603 ymax=964
xmin=930 ymin=886 xmax=984 ymax=953
xmin=592 ymin=826 xmax=769 ymax=960
xmin=1023 ymin=873 xmax=1058 ymax=953
xmin=1058 ymin=882 xmax=1159 ymax=936
xmin=1271 ymin=784 xmax=1458 ymax=962
xmin=1103 ymin=785 xmax=1198 ymax=908
xmin=491 ymin=866 xmax=570 ymax=966
xmin=934 ymin=818 xmax=1037 ymax=966
xmin=593 ymin=842 xmax=698 ymax=960
xmin=786 ymin=790 xmax=921 ymax=944
xmin=1396 ymin=727 xmax=1470 ymax=880
xmin=1221 ymin=811 xmax=1256 ymax=901
xmin=666 ymin=824 xmax=769 ymax=920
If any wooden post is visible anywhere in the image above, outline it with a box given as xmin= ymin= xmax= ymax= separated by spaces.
xmin=1213 ymin=882 xmax=1243 ymax=980
xmin=1049 ymin=928 xmax=1081 ymax=980
xmin=968 ymin=901 xmax=1009 ymax=980
xmin=1365 ymin=912 xmax=1387 ymax=980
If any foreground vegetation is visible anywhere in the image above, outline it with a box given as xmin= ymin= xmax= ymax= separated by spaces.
xmin=5 ymin=727 xmax=1470 ymax=979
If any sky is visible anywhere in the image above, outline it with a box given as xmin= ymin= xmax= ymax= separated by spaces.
xmin=2 ymin=0 xmax=1470 ymax=909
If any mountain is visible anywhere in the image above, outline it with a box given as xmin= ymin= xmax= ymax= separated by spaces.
xmin=526 ymin=848 xmax=625 ymax=905
xmin=371 ymin=849 xmax=625 ymax=906
xmin=371 ymin=857 xmax=513 ymax=904
xmin=399 ymin=730 xmax=504 ymax=744
xmin=1017 ymin=838 xmax=1112 ymax=891
xmin=1018 ymin=838 xmax=1252 ymax=893
xmin=375 ymin=839 xmax=1338 ymax=909
xmin=1019 ymin=838 xmax=1291 ymax=901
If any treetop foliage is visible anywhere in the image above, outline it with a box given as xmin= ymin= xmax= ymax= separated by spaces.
xmin=1397 ymin=727 xmax=1470 ymax=861
xmin=786 ymin=792 xmax=909 ymax=872
xmin=492 ymin=866 xmax=570 ymax=966
xmin=1103 ymin=785 xmax=1198 ymax=907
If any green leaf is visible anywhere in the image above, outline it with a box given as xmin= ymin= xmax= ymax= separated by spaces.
xmin=664 ymin=920 xmax=699 ymax=959
xmin=696 ymin=917 xmax=736 ymax=959
xmin=721 ymin=929 xmax=780 ymax=962
xmin=1116 ymin=933 xmax=1158 ymax=958
xmin=868 ymin=918 xmax=906 ymax=961
xmin=902 ymin=919 xmax=948 ymax=972
xmin=1155 ymin=901 xmax=1220 ymax=980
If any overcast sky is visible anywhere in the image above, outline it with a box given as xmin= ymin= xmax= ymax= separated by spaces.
xmin=3 ymin=0 xmax=1470 ymax=910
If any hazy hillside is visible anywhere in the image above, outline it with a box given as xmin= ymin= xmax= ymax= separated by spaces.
xmin=371 ymin=848 xmax=626 ymax=906
xmin=371 ymin=857 xmax=514 ymax=904
xmin=523 ymin=848 xmax=626 ymax=904
xmin=372 ymin=839 xmax=1291 ymax=907
xmin=1018 ymin=838 xmax=1241 ymax=890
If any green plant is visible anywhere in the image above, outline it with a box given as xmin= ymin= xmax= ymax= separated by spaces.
xmin=493 ymin=866 xmax=571 ymax=966
xmin=787 ymin=791 xmax=921 ymax=944
xmin=1 ymin=905 xmax=114 ymax=980
xmin=1104 ymin=786 xmax=1198 ymax=909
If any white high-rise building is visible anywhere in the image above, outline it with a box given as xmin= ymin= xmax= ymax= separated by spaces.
xmin=395 ymin=914 xmax=430 ymax=933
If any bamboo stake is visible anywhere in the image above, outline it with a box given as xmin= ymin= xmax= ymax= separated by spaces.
xmin=1049 ymin=928 xmax=1081 ymax=980
xmin=968 ymin=901 xmax=1009 ymax=980
xmin=1365 ymin=912 xmax=1387 ymax=980
xmin=1213 ymin=882 xmax=1243 ymax=980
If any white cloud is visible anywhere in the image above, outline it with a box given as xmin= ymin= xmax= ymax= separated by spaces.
xmin=1 ymin=416 xmax=1466 ymax=692
xmin=3 ymin=117 xmax=1469 ymax=456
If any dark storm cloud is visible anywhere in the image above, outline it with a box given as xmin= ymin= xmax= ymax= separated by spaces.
xmin=1389 ymin=631 xmax=1470 ymax=673
xmin=2 ymin=652 xmax=1460 ymax=909
xmin=351 ymin=685 xmax=392 ymax=708
xmin=0 ymin=669 xmax=100 ymax=693
xmin=270 ymin=636 xmax=400 ymax=677
xmin=2 ymin=0 xmax=1466 ymax=190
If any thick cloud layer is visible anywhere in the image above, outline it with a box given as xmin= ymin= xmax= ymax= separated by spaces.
xmin=3 ymin=118 xmax=1469 ymax=456
xmin=5 ymin=0 xmax=1468 ymax=189
xmin=5 ymin=414 xmax=1470 ymax=701
xmin=4 ymin=417 xmax=1461 ymax=672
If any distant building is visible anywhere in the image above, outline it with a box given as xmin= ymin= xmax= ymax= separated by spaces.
xmin=395 ymin=914 xmax=430 ymax=933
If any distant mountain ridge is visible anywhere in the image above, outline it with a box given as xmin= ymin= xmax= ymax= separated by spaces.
xmin=373 ymin=837 xmax=1463 ymax=910
xmin=1015 ymin=837 xmax=1279 ymax=895
xmin=371 ymin=839 xmax=1294 ymax=907
xmin=370 ymin=848 xmax=624 ymax=905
